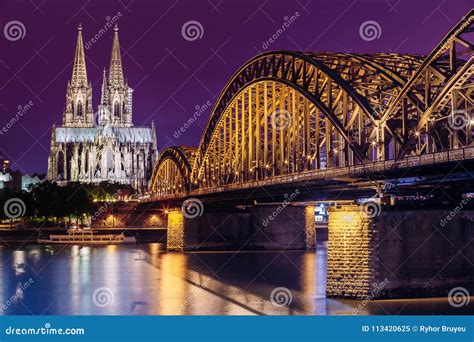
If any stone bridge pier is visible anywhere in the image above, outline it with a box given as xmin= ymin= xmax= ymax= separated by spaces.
xmin=165 ymin=202 xmax=474 ymax=299
xmin=166 ymin=204 xmax=317 ymax=251
xmin=327 ymin=205 xmax=474 ymax=299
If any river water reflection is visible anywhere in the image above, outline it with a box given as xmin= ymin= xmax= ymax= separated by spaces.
xmin=0 ymin=242 xmax=472 ymax=315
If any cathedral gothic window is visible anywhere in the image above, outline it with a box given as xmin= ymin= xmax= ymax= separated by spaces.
xmin=114 ymin=102 xmax=120 ymax=117
xmin=77 ymin=101 xmax=83 ymax=117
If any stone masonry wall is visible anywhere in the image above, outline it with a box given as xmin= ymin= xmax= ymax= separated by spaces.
xmin=327 ymin=206 xmax=474 ymax=299
xmin=90 ymin=202 xmax=167 ymax=228
xmin=327 ymin=206 xmax=378 ymax=298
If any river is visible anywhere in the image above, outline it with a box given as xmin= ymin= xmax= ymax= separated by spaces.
xmin=0 ymin=242 xmax=472 ymax=315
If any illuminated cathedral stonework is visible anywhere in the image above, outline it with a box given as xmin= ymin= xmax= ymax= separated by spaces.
xmin=47 ymin=24 xmax=157 ymax=191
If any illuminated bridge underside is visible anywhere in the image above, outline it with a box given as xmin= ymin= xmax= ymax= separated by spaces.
xmin=151 ymin=11 xmax=474 ymax=197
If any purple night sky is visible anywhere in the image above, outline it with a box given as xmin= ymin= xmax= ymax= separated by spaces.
xmin=0 ymin=0 xmax=472 ymax=174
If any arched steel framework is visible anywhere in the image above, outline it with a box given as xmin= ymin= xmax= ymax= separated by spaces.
xmin=149 ymin=146 xmax=195 ymax=195
xmin=150 ymin=10 xmax=473 ymax=195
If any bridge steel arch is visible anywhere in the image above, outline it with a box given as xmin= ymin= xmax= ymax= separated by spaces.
xmin=149 ymin=10 xmax=473 ymax=195
xmin=150 ymin=146 xmax=196 ymax=195
xmin=190 ymin=48 xmax=430 ymax=188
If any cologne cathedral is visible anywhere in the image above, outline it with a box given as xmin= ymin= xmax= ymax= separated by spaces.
xmin=47 ymin=24 xmax=157 ymax=191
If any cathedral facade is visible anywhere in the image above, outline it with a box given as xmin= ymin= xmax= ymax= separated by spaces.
xmin=47 ymin=24 xmax=157 ymax=191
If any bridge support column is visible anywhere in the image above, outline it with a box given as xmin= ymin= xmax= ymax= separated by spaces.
xmin=250 ymin=205 xmax=316 ymax=250
xmin=326 ymin=205 xmax=379 ymax=298
xmin=327 ymin=205 xmax=474 ymax=299
xmin=167 ymin=210 xmax=185 ymax=251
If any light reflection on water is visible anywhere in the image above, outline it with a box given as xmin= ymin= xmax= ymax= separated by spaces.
xmin=0 ymin=242 xmax=472 ymax=315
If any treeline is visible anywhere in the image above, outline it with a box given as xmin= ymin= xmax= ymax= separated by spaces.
xmin=0 ymin=181 xmax=134 ymax=225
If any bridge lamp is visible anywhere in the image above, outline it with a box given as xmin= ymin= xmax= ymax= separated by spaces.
xmin=334 ymin=149 xmax=338 ymax=154
xmin=371 ymin=141 xmax=377 ymax=146
xmin=470 ymin=119 xmax=474 ymax=125
xmin=265 ymin=164 xmax=270 ymax=169
xmin=415 ymin=131 xmax=420 ymax=137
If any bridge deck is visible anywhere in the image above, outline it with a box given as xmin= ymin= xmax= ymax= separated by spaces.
xmin=146 ymin=146 xmax=474 ymax=202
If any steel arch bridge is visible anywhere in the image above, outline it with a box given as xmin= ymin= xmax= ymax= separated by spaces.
xmin=150 ymin=10 xmax=474 ymax=197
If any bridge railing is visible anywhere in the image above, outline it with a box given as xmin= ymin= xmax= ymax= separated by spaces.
xmin=147 ymin=146 xmax=474 ymax=201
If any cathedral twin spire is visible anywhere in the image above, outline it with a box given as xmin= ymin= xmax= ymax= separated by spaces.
xmin=71 ymin=23 xmax=88 ymax=88
xmin=109 ymin=25 xmax=125 ymax=88
xmin=64 ymin=23 xmax=132 ymax=128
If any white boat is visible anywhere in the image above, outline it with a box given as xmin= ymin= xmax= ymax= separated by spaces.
xmin=37 ymin=229 xmax=136 ymax=245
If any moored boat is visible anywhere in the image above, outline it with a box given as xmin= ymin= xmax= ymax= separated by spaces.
xmin=37 ymin=228 xmax=136 ymax=245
